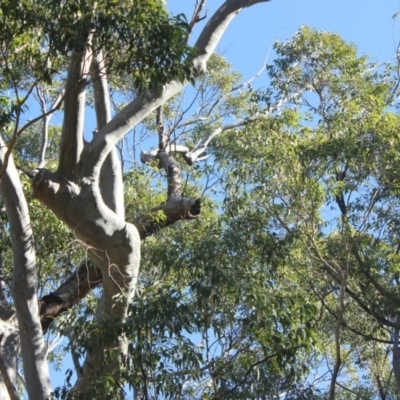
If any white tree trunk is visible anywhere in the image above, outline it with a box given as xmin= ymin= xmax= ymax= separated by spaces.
xmin=0 ymin=136 xmax=52 ymax=399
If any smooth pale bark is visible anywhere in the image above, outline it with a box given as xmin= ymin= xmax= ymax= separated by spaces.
xmin=39 ymin=197 xmax=200 ymax=332
xmin=0 ymin=136 xmax=51 ymax=399
xmin=58 ymin=49 xmax=92 ymax=180
xmin=0 ymin=254 xmax=18 ymax=400
xmin=91 ymin=52 xmax=125 ymax=219
xmin=37 ymin=87 xmax=64 ymax=168
xmin=0 ymin=312 xmax=19 ymax=400
xmin=32 ymin=169 xmax=141 ymax=392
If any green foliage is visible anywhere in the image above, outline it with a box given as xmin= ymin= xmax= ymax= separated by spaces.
xmin=0 ymin=0 xmax=193 ymax=108
xmin=7 ymin=13 xmax=400 ymax=396
xmin=212 ymin=26 xmax=400 ymax=398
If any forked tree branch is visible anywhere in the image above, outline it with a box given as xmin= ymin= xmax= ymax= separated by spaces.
xmin=39 ymin=201 xmax=201 ymax=331
xmin=189 ymin=0 xmax=208 ymax=34
xmin=37 ymin=0 xmax=270 ymax=334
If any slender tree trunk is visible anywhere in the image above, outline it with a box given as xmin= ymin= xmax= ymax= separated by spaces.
xmin=0 ymin=136 xmax=51 ymax=399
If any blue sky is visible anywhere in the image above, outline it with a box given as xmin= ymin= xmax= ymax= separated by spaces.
xmin=169 ymin=0 xmax=400 ymax=84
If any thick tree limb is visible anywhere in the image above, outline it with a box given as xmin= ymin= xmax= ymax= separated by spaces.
xmin=134 ymin=197 xmax=201 ymax=240
xmin=158 ymin=152 xmax=183 ymax=198
xmin=39 ymin=198 xmax=201 ymax=330
xmin=91 ymin=52 xmax=125 ymax=218
xmin=58 ymin=48 xmax=92 ymax=180
xmin=36 ymin=0 xmax=270 ymax=337
xmin=32 ymin=0 xmax=270 ymax=392
xmin=40 ymin=261 xmax=102 ymax=333
xmin=0 ymin=136 xmax=51 ymax=399
xmin=32 ymin=169 xmax=140 ymax=391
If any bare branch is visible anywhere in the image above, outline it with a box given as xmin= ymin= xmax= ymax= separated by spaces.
xmin=189 ymin=0 xmax=208 ymax=33
xmin=206 ymin=50 xmax=270 ymax=118
xmin=329 ymin=267 xmax=347 ymax=400
xmin=0 ymin=94 xmax=64 ymax=180
xmin=157 ymin=106 xmax=168 ymax=151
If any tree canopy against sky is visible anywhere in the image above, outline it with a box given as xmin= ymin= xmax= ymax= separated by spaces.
xmin=3 ymin=1 xmax=400 ymax=399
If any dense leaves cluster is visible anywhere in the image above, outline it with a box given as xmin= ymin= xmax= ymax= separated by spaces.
xmin=0 ymin=0 xmax=193 ymax=123
xmin=213 ymin=27 xmax=400 ymax=398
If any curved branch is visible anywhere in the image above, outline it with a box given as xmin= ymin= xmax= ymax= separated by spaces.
xmin=133 ymin=197 xmax=201 ymax=240
xmin=38 ymin=194 xmax=201 ymax=332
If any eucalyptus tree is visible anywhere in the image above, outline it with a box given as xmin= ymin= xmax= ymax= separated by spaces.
xmin=215 ymin=26 xmax=400 ymax=398
xmin=0 ymin=0 xmax=272 ymax=398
